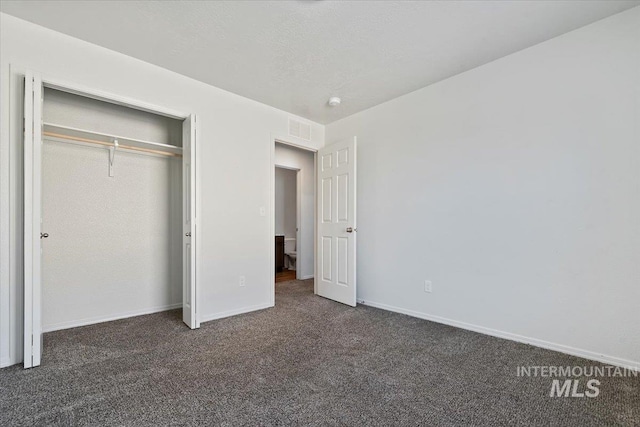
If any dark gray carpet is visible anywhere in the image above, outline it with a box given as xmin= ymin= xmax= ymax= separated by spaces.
xmin=1 ymin=279 xmax=638 ymax=426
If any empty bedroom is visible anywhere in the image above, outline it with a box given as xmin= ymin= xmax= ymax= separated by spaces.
xmin=0 ymin=1 xmax=638 ymax=426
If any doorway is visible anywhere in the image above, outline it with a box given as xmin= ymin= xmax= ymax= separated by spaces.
xmin=275 ymin=166 xmax=299 ymax=283
xmin=272 ymin=141 xmax=316 ymax=297
xmin=270 ymin=136 xmax=359 ymax=307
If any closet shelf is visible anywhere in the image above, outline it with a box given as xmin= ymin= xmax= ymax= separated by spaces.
xmin=42 ymin=123 xmax=183 ymax=157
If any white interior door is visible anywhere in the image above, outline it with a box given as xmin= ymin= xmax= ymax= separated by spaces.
xmin=316 ymin=137 xmax=357 ymax=306
xmin=24 ymin=71 xmax=43 ymax=368
xmin=182 ymin=114 xmax=199 ymax=329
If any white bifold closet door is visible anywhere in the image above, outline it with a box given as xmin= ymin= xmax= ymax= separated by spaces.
xmin=182 ymin=115 xmax=199 ymax=329
xmin=316 ymin=137 xmax=357 ymax=307
xmin=23 ymin=71 xmax=44 ymax=368
xmin=24 ymin=72 xmax=199 ymax=368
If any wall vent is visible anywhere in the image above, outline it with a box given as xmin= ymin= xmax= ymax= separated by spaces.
xmin=289 ymin=118 xmax=311 ymax=141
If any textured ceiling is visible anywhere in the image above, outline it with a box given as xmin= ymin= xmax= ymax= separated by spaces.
xmin=2 ymin=1 xmax=638 ymax=124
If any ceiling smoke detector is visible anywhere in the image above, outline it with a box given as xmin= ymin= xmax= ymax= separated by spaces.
xmin=328 ymin=96 xmax=341 ymax=107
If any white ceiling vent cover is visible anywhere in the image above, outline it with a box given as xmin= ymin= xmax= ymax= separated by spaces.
xmin=289 ymin=118 xmax=311 ymax=141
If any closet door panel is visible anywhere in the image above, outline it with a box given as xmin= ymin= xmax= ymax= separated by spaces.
xmin=23 ymin=71 xmax=44 ymax=368
xmin=182 ymin=114 xmax=198 ymax=329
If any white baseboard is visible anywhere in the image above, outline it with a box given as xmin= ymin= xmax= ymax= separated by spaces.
xmin=299 ymin=274 xmax=314 ymax=280
xmin=359 ymin=299 xmax=639 ymax=371
xmin=43 ymin=302 xmax=182 ymax=333
xmin=199 ymin=302 xmax=273 ymax=324
xmin=0 ymin=356 xmax=11 ymax=369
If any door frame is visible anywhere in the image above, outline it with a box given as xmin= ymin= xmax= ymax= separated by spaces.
xmin=22 ymin=70 xmax=202 ymax=367
xmin=269 ymin=136 xmax=317 ymax=305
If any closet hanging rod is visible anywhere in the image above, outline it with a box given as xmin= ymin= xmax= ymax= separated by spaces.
xmin=43 ymin=131 xmax=182 ymax=157
xmin=42 ymin=122 xmax=183 ymax=157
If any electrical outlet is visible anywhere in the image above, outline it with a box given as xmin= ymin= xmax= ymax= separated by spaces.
xmin=424 ymin=280 xmax=432 ymax=293
xmin=239 ymin=276 xmax=246 ymax=287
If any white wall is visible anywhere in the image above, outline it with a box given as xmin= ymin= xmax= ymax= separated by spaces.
xmin=275 ymin=144 xmax=315 ymax=279
xmin=0 ymin=13 xmax=324 ymax=367
xmin=326 ymin=8 xmax=640 ymax=368
xmin=41 ymin=89 xmax=183 ymax=332
xmin=44 ymin=88 xmax=183 ymax=145
xmin=274 ymin=167 xmax=297 ymax=239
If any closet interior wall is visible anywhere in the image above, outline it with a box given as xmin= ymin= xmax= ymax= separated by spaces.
xmin=41 ymin=88 xmax=183 ymax=331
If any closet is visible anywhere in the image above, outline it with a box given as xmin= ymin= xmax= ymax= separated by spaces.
xmin=23 ymin=73 xmax=199 ymax=368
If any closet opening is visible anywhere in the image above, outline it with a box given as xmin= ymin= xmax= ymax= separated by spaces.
xmin=41 ymin=87 xmax=184 ymax=333
xmin=23 ymin=72 xmax=199 ymax=368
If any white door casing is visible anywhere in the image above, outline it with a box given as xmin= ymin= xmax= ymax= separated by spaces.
xmin=23 ymin=71 xmax=43 ymax=368
xmin=316 ymin=137 xmax=357 ymax=306
xmin=182 ymin=114 xmax=199 ymax=329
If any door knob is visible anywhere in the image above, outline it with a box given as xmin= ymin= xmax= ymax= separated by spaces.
xmin=185 ymin=232 xmax=191 ymax=237
xmin=346 ymin=227 xmax=353 ymax=233
xmin=40 ymin=233 xmax=49 ymax=239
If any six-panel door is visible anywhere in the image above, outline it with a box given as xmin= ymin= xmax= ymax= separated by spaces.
xmin=316 ymin=137 xmax=357 ymax=307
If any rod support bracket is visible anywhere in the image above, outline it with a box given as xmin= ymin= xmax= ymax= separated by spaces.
xmin=108 ymin=139 xmax=118 ymax=177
